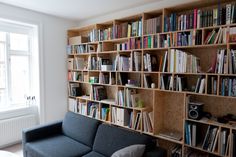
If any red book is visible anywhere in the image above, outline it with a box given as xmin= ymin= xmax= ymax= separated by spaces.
xmin=194 ymin=9 xmax=197 ymax=29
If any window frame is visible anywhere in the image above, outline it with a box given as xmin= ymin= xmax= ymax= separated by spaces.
xmin=0 ymin=22 xmax=34 ymax=111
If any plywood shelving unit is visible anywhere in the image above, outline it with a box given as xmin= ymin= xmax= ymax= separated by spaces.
xmin=67 ymin=0 xmax=236 ymax=156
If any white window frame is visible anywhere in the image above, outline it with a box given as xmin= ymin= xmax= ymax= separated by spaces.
xmin=0 ymin=19 xmax=39 ymax=116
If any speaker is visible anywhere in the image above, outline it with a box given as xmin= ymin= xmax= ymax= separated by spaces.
xmin=188 ymin=102 xmax=204 ymax=120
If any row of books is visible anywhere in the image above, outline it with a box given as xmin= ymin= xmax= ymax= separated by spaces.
xmin=143 ymin=35 xmax=158 ymax=49
xmin=78 ymin=102 xmax=87 ymax=115
xmin=117 ymin=89 xmax=141 ymax=108
xmin=91 ymin=85 xmax=107 ymax=101
xmin=116 ymin=20 xmax=142 ymax=38
xmin=129 ymin=38 xmax=142 ymax=50
xmin=221 ymin=77 xmax=236 ymax=97
xmin=209 ymin=49 xmax=227 ymax=74
xmin=164 ymin=2 xmax=236 ymax=32
xmin=207 ymin=76 xmax=217 ymax=95
xmin=169 ymin=49 xmax=200 ymax=73
xmin=143 ymin=53 xmax=159 ymax=72
xmin=68 ymin=58 xmax=86 ymax=70
xmin=142 ymin=111 xmax=153 ymax=133
xmin=111 ymin=107 xmax=132 ymax=127
xmin=229 ymin=49 xmax=236 ymax=74
xmin=87 ymin=102 xmax=99 ymax=119
xmin=118 ymin=52 xmax=141 ymax=71
xmin=144 ymin=16 xmax=162 ymax=35
xmin=204 ymin=28 xmax=227 ymax=44
xmin=68 ymin=98 xmax=77 ymax=113
xmin=160 ymin=75 xmax=205 ymax=93
xmin=88 ymin=20 xmax=143 ymax=42
xmin=68 ymin=71 xmax=82 ymax=82
xmin=174 ymin=30 xmax=202 ymax=46
xmin=185 ymin=123 xmax=231 ymax=156
xmin=67 ymin=44 xmax=97 ymax=54
xmin=101 ymin=106 xmax=110 ymax=121
xmin=68 ymin=83 xmax=82 ymax=97
xmin=99 ymin=72 xmax=115 ymax=85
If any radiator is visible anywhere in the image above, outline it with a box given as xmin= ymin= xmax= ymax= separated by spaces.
xmin=0 ymin=114 xmax=37 ymax=148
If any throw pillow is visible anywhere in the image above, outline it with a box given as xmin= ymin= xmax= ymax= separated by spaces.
xmin=111 ymin=144 xmax=146 ymax=157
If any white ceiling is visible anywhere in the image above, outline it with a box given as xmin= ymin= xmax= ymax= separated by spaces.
xmin=0 ymin=0 xmax=162 ymax=21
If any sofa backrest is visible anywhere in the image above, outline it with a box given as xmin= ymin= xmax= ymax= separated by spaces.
xmin=62 ymin=112 xmax=100 ymax=147
xmin=93 ymin=123 xmax=156 ymax=157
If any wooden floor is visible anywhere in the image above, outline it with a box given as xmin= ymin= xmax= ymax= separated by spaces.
xmin=1 ymin=143 xmax=23 ymax=157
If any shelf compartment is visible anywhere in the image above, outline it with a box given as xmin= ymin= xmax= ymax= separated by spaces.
xmin=186 ymin=94 xmax=236 ymax=129
xmin=153 ymin=91 xmax=185 ymax=142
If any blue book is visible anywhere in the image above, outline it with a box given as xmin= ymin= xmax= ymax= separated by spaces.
xmin=222 ymin=78 xmax=225 ymax=96
xmin=229 ymin=79 xmax=232 ymax=96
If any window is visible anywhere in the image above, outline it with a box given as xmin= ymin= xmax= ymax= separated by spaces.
xmin=0 ymin=20 xmax=38 ymax=111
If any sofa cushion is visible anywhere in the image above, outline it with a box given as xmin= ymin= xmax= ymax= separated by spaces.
xmin=82 ymin=151 xmax=106 ymax=157
xmin=62 ymin=112 xmax=100 ymax=147
xmin=25 ymin=135 xmax=91 ymax=157
xmin=93 ymin=124 xmax=155 ymax=157
xmin=111 ymin=144 xmax=146 ymax=157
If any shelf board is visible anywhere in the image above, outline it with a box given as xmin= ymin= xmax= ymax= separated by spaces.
xmin=184 ymin=144 xmax=221 ymax=157
xmin=186 ymin=118 xmax=235 ymax=129
xmin=154 ymin=134 xmax=183 ymax=144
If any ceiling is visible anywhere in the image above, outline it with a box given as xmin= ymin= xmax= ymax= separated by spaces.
xmin=0 ymin=0 xmax=162 ymax=21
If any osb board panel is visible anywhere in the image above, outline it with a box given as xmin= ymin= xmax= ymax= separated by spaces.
xmin=103 ymin=42 xmax=115 ymax=51
xmin=136 ymin=89 xmax=153 ymax=109
xmin=189 ymin=95 xmax=236 ymax=117
xmin=154 ymin=91 xmax=185 ymax=134
xmin=105 ymin=86 xmax=117 ymax=100
xmin=81 ymin=83 xmax=91 ymax=96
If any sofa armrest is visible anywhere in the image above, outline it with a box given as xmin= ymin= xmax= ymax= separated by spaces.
xmin=22 ymin=120 xmax=62 ymax=144
xmin=144 ymin=147 xmax=167 ymax=157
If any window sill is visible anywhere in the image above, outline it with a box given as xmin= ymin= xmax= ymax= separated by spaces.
xmin=0 ymin=106 xmax=38 ymax=120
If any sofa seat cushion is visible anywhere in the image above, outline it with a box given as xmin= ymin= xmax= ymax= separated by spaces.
xmin=62 ymin=112 xmax=100 ymax=147
xmin=93 ymin=124 xmax=155 ymax=157
xmin=82 ymin=151 xmax=106 ymax=157
xmin=25 ymin=135 xmax=91 ymax=157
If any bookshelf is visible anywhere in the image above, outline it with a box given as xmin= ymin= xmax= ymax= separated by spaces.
xmin=67 ymin=0 xmax=236 ymax=156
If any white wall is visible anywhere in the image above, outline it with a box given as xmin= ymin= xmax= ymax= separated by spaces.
xmin=77 ymin=0 xmax=199 ymax=27
xmin=0 ymin=3 xmax=76 ymax=123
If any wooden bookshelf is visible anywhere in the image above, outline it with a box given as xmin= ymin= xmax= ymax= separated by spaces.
xmin=67 ymin=0 xmax=236 ymax=156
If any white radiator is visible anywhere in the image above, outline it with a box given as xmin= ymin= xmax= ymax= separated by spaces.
xmin=0 ymin=114 xmax=37 ymax=148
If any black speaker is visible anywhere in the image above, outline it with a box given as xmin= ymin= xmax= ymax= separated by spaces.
xmin=188 ymin=102 xmax=204 ymax=120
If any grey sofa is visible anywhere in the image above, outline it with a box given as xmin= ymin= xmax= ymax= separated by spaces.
xmin=22 ymin=112 xmax=166 ymax=157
